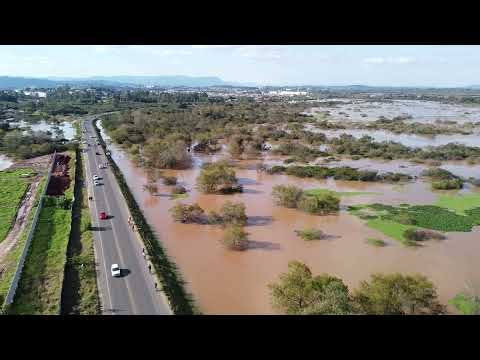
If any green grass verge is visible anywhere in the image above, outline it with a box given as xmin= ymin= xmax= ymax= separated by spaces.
xmin=9 ymin=152 xmax=76 ymax=314
xmin=93 ymin=119 xmax=197 ymax=314
xmin=0 ymin=175 xmax=47 ymax=308
xmin=60 ymin=148 xmax=100 ymax=314
xmin=0 ymin=168 xmax=35 ymax=243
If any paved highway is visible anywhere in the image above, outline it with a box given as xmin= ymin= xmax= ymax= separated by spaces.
xmin=81 ymin=116 xmax=171 ymax=315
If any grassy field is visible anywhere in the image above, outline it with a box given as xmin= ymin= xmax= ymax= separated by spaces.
xmin=0 ymin=168 xmax=35 ymax=243
xmin=61 ymin=149 xmax=100 ymax=314
xmin=0 ymin=176 xmax=47 ymax=308
xmin=9 ymin=152 xmax=76 ymax=314
xmin=435 ymin=193 xmax=480 ymax=215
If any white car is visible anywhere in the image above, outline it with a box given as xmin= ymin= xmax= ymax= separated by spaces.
xmin=111 ymin=264 xmax=121 ymax=277
xmin=93 ymin=175 xmax=100 ymax=181
xmin=98 ymin=164 xmax=107 ymax=169
xmin=94 ymin=180 xmax=100 ymax=186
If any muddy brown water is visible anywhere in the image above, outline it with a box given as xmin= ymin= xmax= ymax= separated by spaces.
xmin=100 ymin=124 xmax=480 ymax=314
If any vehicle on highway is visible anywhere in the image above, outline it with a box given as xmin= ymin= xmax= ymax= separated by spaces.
xmin=94 ymin=180 xmax=101 ymax=186
xmin=106 ymin=151 xmax=111 ymax=156
xmin=93 ymin=175 xmax=100 ymax=181
xmin=96 ymin=152 xmax=100 ymax=155
xmin=98 ymin=163 xmax=107 ymax=169
xmin=111 ymin=264 xmax=121 ymax=277
xmin=99 ymin=211 xmax=107 ymax=220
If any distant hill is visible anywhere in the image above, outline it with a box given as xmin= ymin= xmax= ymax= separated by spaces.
xmin=0 ymin=75 xmax=244 ymax=89
xmin=48 ymin=75 xmax=231 ymax=87
xmin=0 ymin=76 xmax=58 ymax=89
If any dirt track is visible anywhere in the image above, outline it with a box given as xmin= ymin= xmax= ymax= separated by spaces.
xmin=46 ymin=154 xmax=71 ymax=196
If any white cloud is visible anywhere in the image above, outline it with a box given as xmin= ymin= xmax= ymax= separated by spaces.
xmin=22 ymin=56 xmax=50 ymax=64
xmin=363 ymin=56 xmax=416 ymax=64
xmin=192 ymin=45 xmax=286 ymax=61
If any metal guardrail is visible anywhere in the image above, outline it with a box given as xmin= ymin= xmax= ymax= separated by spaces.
xmin=2 ymin=151 xmax=56 ymax=309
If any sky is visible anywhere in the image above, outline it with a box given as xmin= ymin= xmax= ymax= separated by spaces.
xmin=0 ymin=45 xmax=479 ymax=87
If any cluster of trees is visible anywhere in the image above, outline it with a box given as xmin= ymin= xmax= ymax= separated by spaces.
xmin=421 ymin=168 xmax=464 ymax=190
xmin=329 ymin=134 xmax=480 ymax=162
xmin=169 ymin=201 xmax=249 ymax=250
xmin=268 ymin=165 xmax=411 ymax=183
xmin=272 ymin=141 xmax=326 ymax=162
xmin=271 ymin=185 xmax=340 ymax=215
xmin=170 ymin=201 xmax=248 ymax=227
xmin=0 ymin=128 xmax=71 ymax=160
xmin=196 ymin=161 xmax=242 ymax=194
xmin=228 ymin=134 xmax=264 ymax=159
xmin=269 ymin=261 xmax=446 ymax=315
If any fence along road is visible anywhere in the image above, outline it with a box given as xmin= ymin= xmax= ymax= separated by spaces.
xmin=82 ymin=117 xmax=170 ymax=315
xmin=3 ymin=151 xmax=56 ymax=308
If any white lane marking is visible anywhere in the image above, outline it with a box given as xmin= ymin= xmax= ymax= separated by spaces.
xmin=83 ymin=122 xmax=115 ymax=314
xmin=88 ymin=120 xmax=139 ymax=314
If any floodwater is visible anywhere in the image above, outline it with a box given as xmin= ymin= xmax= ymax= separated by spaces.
xmin=0 ymin=154 xmax=13 ymax=171
xmin=100 ymin=122 xmax=480 ymax=314
xmin=305 ymin=126 xmax=480 ymax=148
xmin=309 ymin=99 xmax=480 ymax=124
xmin=9 ymin=120 xmax=75 ymax=140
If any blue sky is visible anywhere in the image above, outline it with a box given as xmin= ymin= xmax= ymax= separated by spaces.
xmin=0 ymin=45 xmax=478 ymax=87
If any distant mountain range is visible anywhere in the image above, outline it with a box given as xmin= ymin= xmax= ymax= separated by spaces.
xmin=0 ymin=75 xmax=479 ymax=91
xmin=0 ymin=75 xmax=250 ymax=89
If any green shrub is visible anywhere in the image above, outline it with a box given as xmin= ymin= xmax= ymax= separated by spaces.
xmin=221 ymin=225 xmax=249 ymax=251
xmin=432 ymin=178 xmax=464 ymax=190
xmin=272 ymin=185 xmax=304 ymax=208
xmin=163 ymin=176 xmax=177 ymax=186
xmin=298 ymin=192 xmax=340 ymax=215
xmin=219 ymin=201 xmax=248 ymax=226
xmin=196 ymin=161 xmax=240 ymax=194
xmin=295 ymin=228 xmax=325 ymax=241
xmin=366 ymin=238 xmax=386 ymax=247
xmin=169 ymin=203 xmax=204 ymax=223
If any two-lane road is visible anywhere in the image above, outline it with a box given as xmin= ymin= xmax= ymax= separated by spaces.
xmin=81 ymin=116 xmax=171 ymax=315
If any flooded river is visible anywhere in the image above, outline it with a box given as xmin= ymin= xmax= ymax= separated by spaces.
xmin=309 ymin=99 xmax=480 ymax=124
xmin=0 ymin=154 xmax=13 ymax=171
xmin=100 ymin=122 xmax=480 ymax=314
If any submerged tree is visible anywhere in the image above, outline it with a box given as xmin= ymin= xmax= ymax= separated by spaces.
xmin=352 ymin=273 xmax=446 ymax=315
xmin=196 ymin=161 xmax=240 ymax=194
xmin=268 ymin=261 xmax=352 ymax=315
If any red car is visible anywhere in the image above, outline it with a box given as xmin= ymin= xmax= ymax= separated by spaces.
xmin=99 ymin=211 xmax=107 ymax=220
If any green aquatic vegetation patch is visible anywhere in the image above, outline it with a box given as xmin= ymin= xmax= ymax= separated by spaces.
xmin=366 ymin=218 xmax=417 ymax=246
xmin=435 ymin=193 xmax=480 ymax=215
xmin=349 ymin=201 xmax=480 ymax=245
xmin=449 ymin=293 xmax=480 ymax=315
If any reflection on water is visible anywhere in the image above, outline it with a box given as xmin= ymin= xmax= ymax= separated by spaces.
xmin=103 ymin=130 xmax=480 ymax=314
